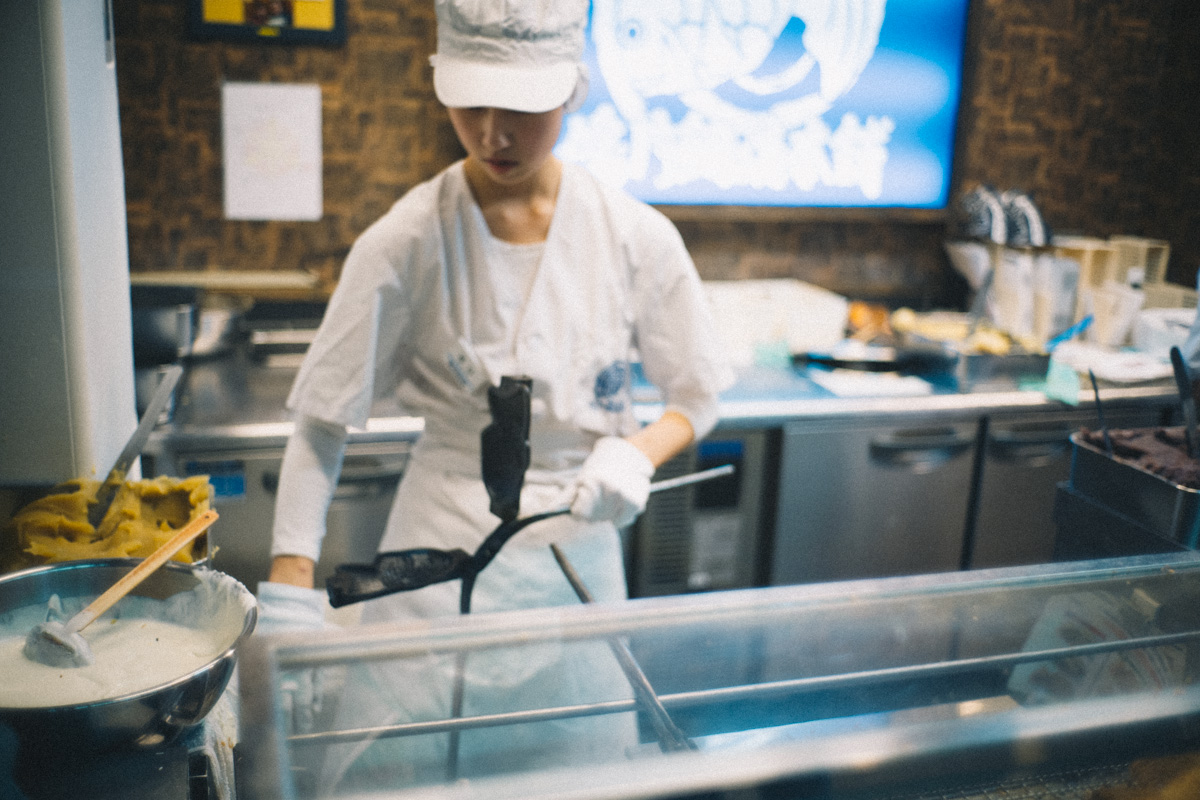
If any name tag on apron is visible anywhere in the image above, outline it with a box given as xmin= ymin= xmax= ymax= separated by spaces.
xmin=446 ymin=336 xmax=488 ymax=393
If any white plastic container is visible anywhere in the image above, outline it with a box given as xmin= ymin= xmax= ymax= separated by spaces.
xmin=1033 ymin=253 xmax=1080 ymax=343
xmin=703 ymin=279 xmax=849 ymax=368
xmin=1132 ymin=306 xmax=1195 ymax=358
xmin=1088 ymin=280 xmax=1145 ymax=347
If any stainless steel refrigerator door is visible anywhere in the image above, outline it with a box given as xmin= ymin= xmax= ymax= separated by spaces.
xmin=971 ymin=406 xmax=1164 ymax=569
xmin=1 ymin=0 xmax=137 ymax=485
xmin=772 ymin=417 xmax=977 ymax=585
xmin=632 ymin=429 xmax=770 ymax=596
xmin=169 ymin=440 xmax=408 ymax=590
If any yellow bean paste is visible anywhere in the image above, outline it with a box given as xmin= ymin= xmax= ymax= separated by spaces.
xmin=2 ymin=475 xmax=212 ymax=573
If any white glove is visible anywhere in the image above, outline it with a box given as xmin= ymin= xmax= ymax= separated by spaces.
xmin=569 ymin=436 xmax=655 ymax=528
xmin=255 ymin=581 xmax=328 ymax=733
xmin=255 ymin=581 xmax=327 ymax=635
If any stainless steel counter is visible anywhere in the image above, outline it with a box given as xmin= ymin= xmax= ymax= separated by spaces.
xmin=146 ymin=349 xmax=422 ymax=455
xmin=706 ymin=365 xmax=1175 ymax=428
xmin=144 ymin=348 xmax=1180 ymax=593
xmin=147 ymin=348 xmax=1178 ymax=452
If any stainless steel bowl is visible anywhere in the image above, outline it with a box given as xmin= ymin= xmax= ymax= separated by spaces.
xmin=0 ymin=560 xmax=256 ymax=752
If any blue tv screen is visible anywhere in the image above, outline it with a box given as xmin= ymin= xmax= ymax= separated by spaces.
xmin=557 ymin=0 xmax=970 ymax=208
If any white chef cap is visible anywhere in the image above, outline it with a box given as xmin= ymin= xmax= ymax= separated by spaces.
xmin=430 ymin=0 xmax=590 ymax=113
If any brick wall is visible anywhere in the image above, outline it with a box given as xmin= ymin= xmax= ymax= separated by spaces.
xmin=115 ymin=0 xmax=461 ymax=286
xmin=113 ymin=0 xmax=1200 ymax=305
xmin=951 ymin=0 xmax=1199 ymax=286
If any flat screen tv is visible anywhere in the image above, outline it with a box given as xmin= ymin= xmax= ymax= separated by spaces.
xmin=557 ymin=0 xmax=971 ymax=210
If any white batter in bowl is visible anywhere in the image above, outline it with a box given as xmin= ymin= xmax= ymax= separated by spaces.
xmin=0 ymin=561 xmax=256 ymax=751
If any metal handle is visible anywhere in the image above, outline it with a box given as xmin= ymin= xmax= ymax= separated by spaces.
xmin=987 ymin=426 xmax=1071 ymax=465
xmin=1088 ymin=369 xmax=1115 ymax=457
xmin=1171 ymin=346 xmax=1198 ymax=457
xmin=263 ymin=463 xmax=406 ymax=495
xmin=868 ymin=428 xmax=975 ymax=470
xmin=551 ymin=544 xmax=696 ymax=753
xmin=89 ymin=364 xmax=184 ymax=528
xmin=289 ymin=627 xmax=1200 ymax=748
xmin=511 ymin=464 xmax=738 ymax=519
xmin=648 ymin=463 xmax=734 ymax=493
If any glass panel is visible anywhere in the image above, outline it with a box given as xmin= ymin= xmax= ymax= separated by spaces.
xmin=238 ymin=553 xmax=1200 ymax=799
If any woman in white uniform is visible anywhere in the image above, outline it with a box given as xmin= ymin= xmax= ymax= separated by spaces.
xmin=257 ymin=0 xmax=731 ymax=791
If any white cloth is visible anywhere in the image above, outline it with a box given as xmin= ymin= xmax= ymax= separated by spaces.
xmin=568 ymin=435 xmax=655 ymax=527
xmin=471 ymin=236 xmax=542 ymax=374
xmin=319 ymin=458 xmax=637 ymax=792
xmin=255 ymin=581 xmax=327 ymax=635
xmin=254 ymin=582 xmax=329 ymax=735
xmin=276 ymin=159 xmax=730 ymax=790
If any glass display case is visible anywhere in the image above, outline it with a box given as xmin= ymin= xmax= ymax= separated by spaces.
xmin=238 ymin=552 xmax=1200 ymax=799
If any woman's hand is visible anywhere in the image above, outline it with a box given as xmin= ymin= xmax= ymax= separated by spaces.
xmin=625 ymin=410 xmax=695 ymax=468
xmin=569 ymin=436 xmax=656 ymax=527
xmin=568 ymin=411 xmax=696 ymax=528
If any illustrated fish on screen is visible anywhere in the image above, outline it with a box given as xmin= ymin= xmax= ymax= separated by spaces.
xmin=560 ymin=0 xmax=892 ymax=199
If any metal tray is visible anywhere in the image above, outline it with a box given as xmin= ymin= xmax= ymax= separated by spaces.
xmin=1068 ymin=431 xmax=1200 ymax=547
xmin=1054 ymin=483 xmax=1189 ymax=561
xmin=953 ymin=349 xmax=1050 ymax=388
xmin=898 ymin=331 xmax=1050 ymax=388
xmin=872 ymin=761 xmax=1169 ymax=800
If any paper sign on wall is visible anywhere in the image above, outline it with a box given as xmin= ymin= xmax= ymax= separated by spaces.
xmin=222 ymin=82 xmax=322 ymax=221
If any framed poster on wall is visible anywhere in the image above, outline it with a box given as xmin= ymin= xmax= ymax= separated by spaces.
xmin=187 ymin=0 xmax=346 ymax=44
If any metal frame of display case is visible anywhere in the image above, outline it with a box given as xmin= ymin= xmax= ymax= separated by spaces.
xmin=239 ymin=552 xmax=1200 ymax=800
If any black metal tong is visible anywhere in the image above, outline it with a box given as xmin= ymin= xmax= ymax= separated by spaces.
xmin=327 ymin=375 xmax=534 ymax=611
xmin=325 ymin=375 xmax=721 ymax=770
xmin=325 ymin=467 xmax=734 ymax=610
xmin=325 ymin=374 xmax=732 ymax=613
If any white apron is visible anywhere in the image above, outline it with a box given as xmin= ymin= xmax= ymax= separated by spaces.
xmin=319 ymin=456 xmax=637 ymax=792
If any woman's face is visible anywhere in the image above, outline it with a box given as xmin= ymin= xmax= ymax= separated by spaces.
xmin=447 ymin=105 xmax=565 ymax=189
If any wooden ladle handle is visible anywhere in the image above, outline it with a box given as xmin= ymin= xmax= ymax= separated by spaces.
xmin=64 ymin=509 xmax=218 ymax=635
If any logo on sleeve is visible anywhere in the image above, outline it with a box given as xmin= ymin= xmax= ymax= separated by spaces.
xmin=593 ymin=360 xmax=629 ymax=412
